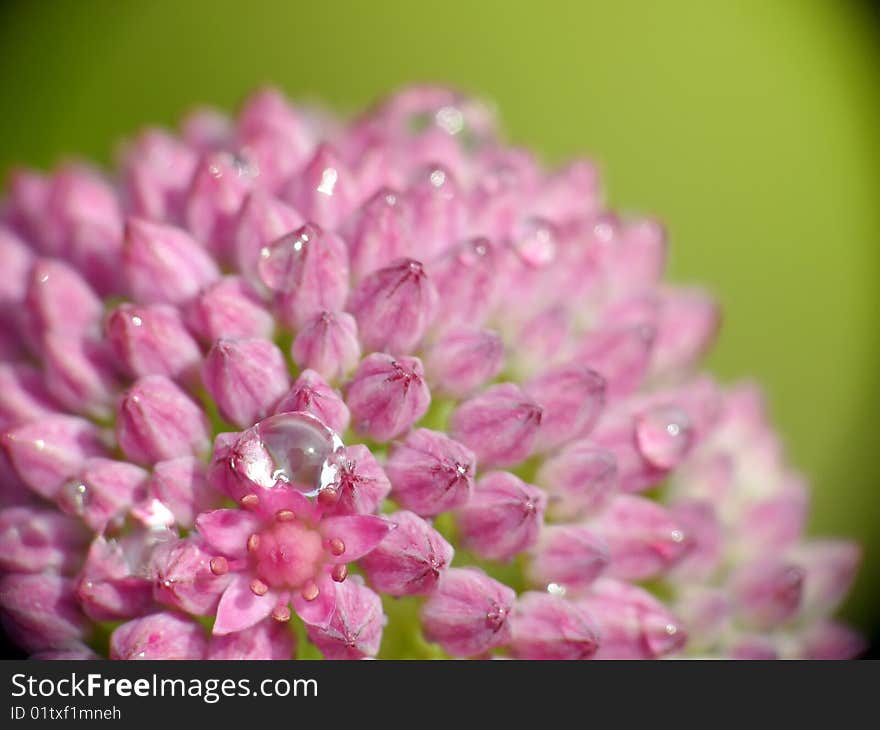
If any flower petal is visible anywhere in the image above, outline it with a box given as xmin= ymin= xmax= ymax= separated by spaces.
xmin=213 ymin=574 xmax=275 ymax=635
xmin=320 ymin=515 xmax=393 ymax=562
xmin=291 ymin=572 xmax=336 ymax=627
xmin=195 ymin=509 xmax=260 ymax=557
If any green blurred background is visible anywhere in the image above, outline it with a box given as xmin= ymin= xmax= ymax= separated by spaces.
xmin=1 ymin=0 xmax=878 ymax=646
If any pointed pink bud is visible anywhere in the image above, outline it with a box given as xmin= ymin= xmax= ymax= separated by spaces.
xmin=668 ymin=500 xmax=722 ymax=580
xmin=343 ymin=187 xmax=411 ymax=281
xmin=424 ymin=328 xmax=504 ymax=398
xmin=185 ymin=275 xmax=275 ymax=343
xmin=739 ymin=475 xmax=809 ymax=552
xmin=0 ymin=505 xmax=88 ymax=575
xmin=2 ymin=415 xmax=105 ymax=500
xmin=672 ymin=585 xmax=730 ymax=649
xmin=536 ymin=440 xmax=617 ymax=520
xmin=123 ymin=217 xmax=220 ymax=304
xmin=346 ymin=354 xmax=430 ymax=441
xmin=651 ymin=288 xmax=720 ymax=376
xmin=285 ymin=144 xmax=356 ymax=230
xmin=449 ymin=383 xmax=543 ymax=468
xmin=792 ymin=540 xmax=861 ymax=618
xmin=4 ymin=167 xmax=49 ymax=245
xmin=360 ymin=510 xmax=453 ymax=596
xmin=322 ymin=444 xmax=392 ymax=516
xmin=731 ymin=558 xmax=804 ymax=630
xmin=233 ymin=191 xmax=304 ymax=284
xmin=41 ymin=333 xmax=119 ymax=419
xmin=348 ymin=258 xmax=437 ymax=354
xmin=457 ymin=471 xmax=546 ymax=561
xmin=203 ymin=338 xmax=290 ymax=428
xmin=525 ymin=365 xmax=605 ymax=452
xmin=801 ymin=620 xmax=866 ymax=660
xmin=146 ymin=456 xmax=219 ymax=528
xmin=180 ymin=107 xmax=233 ymax=151
xmin=0 ymin=573 xmax=88 ymax=653
xmin=150 ymin=537 xmax=232 ymax=615
xmin=576 ymin=322 xmax=656 ymax=399
xmin=206 ymin=618 xmax=297 ymax=660
xmin=291 ymin=310 xmax=361 ymax=382
xmin=0 ymin=363 xmax=59 ymax=428
xmin=123 ymin=128 xmax=198 ymax=224
xmin=306 ymin=578 xmax=384 ymax=659
xmin=421 ymin=568 xmax=515 ymax=657
xmin=56 ymin=457 xmax=149 ymax=531
xmin=106 ymin=302 xmax=202 ymax=380
xmin=532 ymin=158 xmax=601 ymax=223
xmin=23 ymin=258 xmax=103 ymax=344
xmin=110 ymin=612 xmax=208 ymax=660
xmin=510 ymin=592 xmax=600 ymax=660
xmin=591 ymin=494 xmax=689 ymax=580
xmin=185 ymin=152 xmax=255 ymax=261
xmin=607 ymin=219 xmax=667 ymax=298
xmin=0 ymin=226 xmax=33 ymax=305
xmin=77 ymin=536 xmax=154 ymax=621
xmin=428 ymin=238 xmax=496 ymax=332
xmin=527 ymin=525 xmax=610 ymax=593
xmin=275 ymin=369 xmax=350 ymax=434
xmin=116 ymin=375 xmax=211 ymax=465
xmin=258 ymin=223 xmax=350 ymax=328
xmin=468 ymin=149 xmax=540 ymax=239
xmin=512 ymin=306 xmax=572 ymax=377
xmin=578 ymin=579 xmax=686 ymax=659
xmin=385 ymin=428 xmax=475 ymax=516
xmin=403 ymin=165 xmax=466 ymax=260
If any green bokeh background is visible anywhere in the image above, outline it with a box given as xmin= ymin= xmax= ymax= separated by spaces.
xmin=1 ymin=0 xmax=878 ymax=642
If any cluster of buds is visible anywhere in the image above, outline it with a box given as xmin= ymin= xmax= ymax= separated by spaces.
xmin=0 ymin=86 xmax=863 ymax=659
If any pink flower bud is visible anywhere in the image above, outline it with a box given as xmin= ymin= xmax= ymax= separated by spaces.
xmin=291 ymin=310 xmax=361 ymax=382
xmin=145 ymin=456 xmax=219 ymax=528
xmin=77 ymin=535 xmax=155 ymax=621
xmin=402 ymin=165 xmax=466 ymax=260
xmin=591 ymin=494 xmax=689 ymax=580
xmin=0 ymin=572 xmax=88 ymax=653
xmin=577 ymin=579 xmax=686 ymax=659
xmin=185 ymin=152 xmax=255 ymax=261
xmin=575 ymin=322 xmax=655 ymax=398
xmin=3 ymin=167 xmax=48 ymax=248
xmin=449 ymin=383 xmax=542 ymax=468
xmin=285 ymin=144 xmax=356 ymax=230
xmin=525 ymin=365 xmax=605 ymax=452
xmin=206 ymin=618 xmax=296 ymax=660
xmin=510 ymin=306 xmax=571 ymax=377
xmin=532 ymin=159 xmax=601 ymax=223
xmin=536 ymin=440 xmax=617 ymax=520
xmin=731 ymin=559 xmax=804 ymax=630
xmin=527 ymin=525 xmax=610 ymax=594
xmin=275 ymin=369 xmax=350 ymax=434
xmin=110 ymin=612 xmax=208 ymax=660
xmin=306 ymin=579 xmax=384 ymax=659
xmin=30 ymin=643 xmax=99 ymax=660
xmin=739 ymin=475 xmax=809 ymax=552
xmin=668 ymin=500 xmax=723 ymax=580
xmin=0 ymin=505 xmax=88 ymax=574
xmin=420 ymin=567 xmax=515 ymax=657
xmin=423 ymin=328 xmax=504 ymax=398
xmin=124 ymin=217 xmax=220 ymax=305
xmin=606 ymin=219 xmax=667 ymax=298
xmin=348 ymin=258 xmax=437 ymax=355
xmin=2 ymin=415 xmax=105 ymax=500
xmin=233 ymin=191 xmax=303 ymax=284
xmin=0 ymin=363 xmax=59 ymax=428
xmin=343 ymin=188 xmax=411 ymax=281
xmin=106 ymin=302 xmax=202 ymax=381
xmin=180 ymin=107 xmax=232 ymax=151
xmin=346 ymin=354 xmax=430 ymax=442
xmin=385 ymin=428 xmax=475 ymax=516
xmin=457 ymin=471 xmax=546 ymax=561
xmin=123 ymin=128 xmax=198 ymax=224
xmin=202 ymin=338 xmax=290 ymax=428
xmin=793 ymin=540 xmax=861 ymax=618
xmin=0 ymin=226 xmax=33 ymax=305
xmin=116 ymin=375 xmax=211 ymax=465
xmin=510 ymin=592 xmax=600 ymax=660
xmin=185 ymin=275 xmax=275 ymax=343
xmin=150 ymin=537 xmax=232 ymax=615
xmin=360 ymin=510 xmax=453 ymax=596
xmin=41 ymin=333 xmax=119 ymax=420
xmin=650 ymin=288 xmax=720 ymax=376
xmin=23 ymin=258 xmax=103 ymax=344
xmin=428 ymin=238 xmax=496 ymax=332
xmin=56 ymin=457 xmax=150 ymax=531
xmin=801 ymin=620 xmax=866 ymax=660
xmin=258 ymin=223 xmax=350 ymax=329
xmin=322 ymin=444 xmax=392 ymax=516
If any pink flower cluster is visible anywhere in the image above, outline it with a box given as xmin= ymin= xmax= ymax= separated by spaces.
xmin=0 ymin=86 xmax=863 ymax=660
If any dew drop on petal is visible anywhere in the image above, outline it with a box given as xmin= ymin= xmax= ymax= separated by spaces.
xmin=635 ymin=404 xmax=694 ymax=469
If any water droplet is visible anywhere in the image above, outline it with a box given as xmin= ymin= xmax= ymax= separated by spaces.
xmin=635 ymin=404 xmax=694 ymax=469
xmin=435 ymin=106 xmax=464 ymax=135
xmin=512 ymin=217 xmax=557 ymax=267
xmin=257 ymin=225 xmax=316 ymax=292
xmin=547 ymin=582 xmax=567 ymax=596
xmin=59 ymin=480 xmax=89 ymax=516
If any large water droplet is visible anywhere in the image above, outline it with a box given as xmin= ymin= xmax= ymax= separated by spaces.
xmin=635 ymin=404 xmax=694 ymax=469
xmin=235 ymin=412 xmax=345 ymax=498
xmin=257 ymin=224 xmax=318 ymax=292
xmin=512 ymin=217 xmax=557 ymax=267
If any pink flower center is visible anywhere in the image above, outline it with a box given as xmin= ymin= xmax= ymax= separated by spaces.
xmin=252 ymin=519 xmax=324 ymax=589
